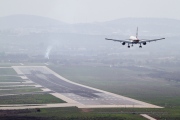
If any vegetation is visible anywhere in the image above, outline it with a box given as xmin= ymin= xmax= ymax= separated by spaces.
xmin=0 ymin=88 xmax=42 ymax=94
xmin=0 ymin=76 xmax=23 ymax=82
xmin=0 ymin=107 xmax=145 ymax=120
xmin=0 ymin=63 xmax=20 ymax=67
xmin=0 ymin=68 xmax=17 ymax=75
xmin=0 ymin=86 xmax=35 ymax=89
xmin=0 ymin=94 xmax=65 ymax=104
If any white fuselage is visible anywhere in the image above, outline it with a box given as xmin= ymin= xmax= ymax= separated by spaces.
xmin=129 ymin=36 xmax=139 ymax=43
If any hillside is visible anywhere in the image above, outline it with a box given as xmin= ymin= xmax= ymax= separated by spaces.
xmin=0 ymin=15 xmax=180 ymax=36
xmin=0 ymin=14 xmax=67 ymax=29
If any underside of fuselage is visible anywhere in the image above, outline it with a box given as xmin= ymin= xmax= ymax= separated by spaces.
xmin=131 ymin=40 xmax=140 ymax=44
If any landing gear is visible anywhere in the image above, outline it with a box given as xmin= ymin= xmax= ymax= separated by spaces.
xmin=128 ymin=46 xmax=130 ymax=48
xmin=131 ymin=44 xmax=133 ymax=47
xmin=139 ymin=44 xmax=142 ymax=48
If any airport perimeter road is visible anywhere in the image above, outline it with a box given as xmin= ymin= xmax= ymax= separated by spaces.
xmin=12 ymin=66 xmax=162 ymax=108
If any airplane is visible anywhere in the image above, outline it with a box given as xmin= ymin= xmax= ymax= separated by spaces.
xmin=105 ymin=27 xmax=165 ymax=48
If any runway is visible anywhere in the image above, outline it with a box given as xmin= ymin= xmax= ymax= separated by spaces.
xmin=12 ymin=66 xmax=162 ymax=108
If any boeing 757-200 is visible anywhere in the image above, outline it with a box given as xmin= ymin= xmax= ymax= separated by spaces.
xmin=105 ymin=27 xmax=165 ymax=48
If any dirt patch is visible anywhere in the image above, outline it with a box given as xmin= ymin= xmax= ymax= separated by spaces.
xmin=81 ymin=108 xmax=93 ymax=113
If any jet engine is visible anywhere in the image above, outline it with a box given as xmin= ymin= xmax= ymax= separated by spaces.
xmin=122 ymin=42 xmax=125 ymax=45
xmin=143 ymin=42 xmax=146 ymax=45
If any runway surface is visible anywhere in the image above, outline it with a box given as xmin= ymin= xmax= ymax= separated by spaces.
xmin=12 ymin=66 xmax=162 ymax=108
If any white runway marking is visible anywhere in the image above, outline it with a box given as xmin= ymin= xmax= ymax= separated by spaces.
xmin=140 ymin=114 xmax=157 ymax=120
xmin=20 ymin=76 xmax=28 ymax=79
xmin=42 ymin=88 xmax=51 ymax=92
xmin=20 ymin=63 xmax=24 ymax=66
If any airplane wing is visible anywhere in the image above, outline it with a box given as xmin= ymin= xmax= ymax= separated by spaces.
xmin=139 ymin=38 xmax=165 ymax=43
xmin=105 ymin=38 xmax=132 ymax=44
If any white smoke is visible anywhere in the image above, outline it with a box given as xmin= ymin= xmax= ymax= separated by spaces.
xmin=45 ymin=46 xmax=52 ymax=59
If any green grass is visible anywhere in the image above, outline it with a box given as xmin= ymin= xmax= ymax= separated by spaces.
xmin=0 ymin=88 xmax=42 ymax=94
xmin=0 ymin=76 xmax=23 ymax=82
xmin=22 ymin=63 xmax=49 ymax=66
xmin=23 ymin=107 xmax=178 ymax=120
xmin=0 ymin=63 xmax=20 ymax=67
xmin=0 ymin=83 xmax=35 ymax=86
xmin=0 ymin=68 xmax=17 ymax=75
xmin=0 ymin=107 xmax=146 ymax=120
xmin=0 ymin=94 xmax=66 ymax=104
xmin=0 ymin=86 xmax=35 ymax=89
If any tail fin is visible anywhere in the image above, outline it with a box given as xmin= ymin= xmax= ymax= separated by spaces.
xmin=136 ymin=27 xmax=138 ymax=38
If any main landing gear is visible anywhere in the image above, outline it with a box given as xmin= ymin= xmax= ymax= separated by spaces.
xmin=127 ymin=44 xmax=142 ymax=48
xmin=128 ymin=44 xmax=133 ymax=48
xmin=139 ymin=44 xmax=142 ymax=48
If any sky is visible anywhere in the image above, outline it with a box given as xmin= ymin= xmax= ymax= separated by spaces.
xmin=0 ymin=0 xmax=180 ymax=23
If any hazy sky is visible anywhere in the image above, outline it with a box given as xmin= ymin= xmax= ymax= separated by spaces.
xmin=0 ymin=0 xmax=180 ymax=23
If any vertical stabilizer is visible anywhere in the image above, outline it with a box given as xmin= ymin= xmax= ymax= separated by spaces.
xmin=136 ymin=27 xmax=138 ymax=38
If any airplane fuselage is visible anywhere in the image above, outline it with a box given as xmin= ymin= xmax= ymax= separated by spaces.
xmin=129 ymin=36 xmax=139 ymax=43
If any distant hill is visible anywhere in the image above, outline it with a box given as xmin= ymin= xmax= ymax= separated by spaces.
xmin=0 ymin=15 xmax=180 ymax=36
xmin=72 ymin=18 xmax=180 ymax=36
xmin=0 ymin=14 xmax=67 ymax=29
